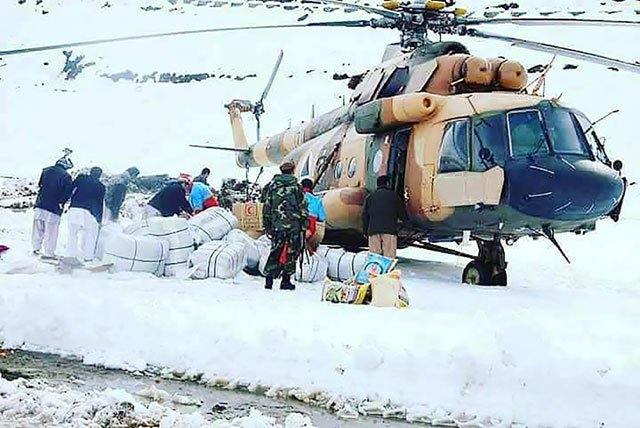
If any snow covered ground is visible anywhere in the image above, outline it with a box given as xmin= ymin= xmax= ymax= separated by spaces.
xmin=2 ymin=1 xmax=640 ymax=427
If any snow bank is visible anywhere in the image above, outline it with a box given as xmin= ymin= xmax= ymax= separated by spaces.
xmin=0 ymin=374 xmax=316 ymax=428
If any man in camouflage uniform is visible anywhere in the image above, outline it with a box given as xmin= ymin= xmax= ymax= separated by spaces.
xmin=261 ymin=160 xmax=308 ymax=290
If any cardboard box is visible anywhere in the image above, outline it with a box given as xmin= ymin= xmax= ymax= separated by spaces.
xmin=232 ymin=202 xmax=264 ymax=238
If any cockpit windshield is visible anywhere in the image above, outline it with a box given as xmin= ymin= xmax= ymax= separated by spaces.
xmin=507 ymin=110 xmax=549 ymax=158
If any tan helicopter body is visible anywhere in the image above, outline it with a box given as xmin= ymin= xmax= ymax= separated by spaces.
xmin=225 ymin=39 xmax=626 ymax=286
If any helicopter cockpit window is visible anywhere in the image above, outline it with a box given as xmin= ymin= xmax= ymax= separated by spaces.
xmin=508 ymin=110 xmax=549 ymax=158
xmin=471 ymin=114 xmax=506 ymax=171
xmin=439 ymin=119 xmax=470 ymax=173
xmin=545 ymin=108 xmax=591 ymax=156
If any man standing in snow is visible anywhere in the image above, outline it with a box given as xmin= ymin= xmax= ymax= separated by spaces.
xmin=300 ymin=178 xmax=326 ymax=254
xmin=66 ymin=166 xmax=105 ymax=262
xmin=104 ymin=166 xmax=140 ymax=222
xmin=143 ymin=177 xmax=194 ymax=219
xmin=32 ymin=156 xmax=74 ymax=259
xmin=361 ymin=175 xmax=408 ymax=258
xmin=261 ymin=161 xmax=308 ymax=290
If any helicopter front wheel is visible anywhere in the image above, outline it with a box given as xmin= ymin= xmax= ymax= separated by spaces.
xmin=462 ymin=239 xmax=508 ymax=286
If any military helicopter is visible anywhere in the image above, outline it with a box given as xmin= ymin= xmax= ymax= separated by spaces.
xmin=2 ymin=0 xmax=637 ymax=286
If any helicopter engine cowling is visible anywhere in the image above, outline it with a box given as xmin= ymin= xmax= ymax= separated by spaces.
xmin=354 ymin=93 xmax=437 ymax=134
xmin=425 ymin=54 xmax=528 ymax=95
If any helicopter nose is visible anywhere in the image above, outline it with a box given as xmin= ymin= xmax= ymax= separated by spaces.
xmin=506 ymin=158 xmax=624 ymax=221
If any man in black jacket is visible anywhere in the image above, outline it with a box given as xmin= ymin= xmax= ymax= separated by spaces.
xmin=66 ymin=166 xmax=105 ymax=262
xmin=361 ymin=175 xmax=408 ymax=258
xmin=32 ymin=156 xmax=74 ymax=259
xmin=143 ymin=179 xmax=194 ymax=219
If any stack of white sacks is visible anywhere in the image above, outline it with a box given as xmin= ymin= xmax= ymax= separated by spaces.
xmin=96 ymin=207 xmax=361 ymax=283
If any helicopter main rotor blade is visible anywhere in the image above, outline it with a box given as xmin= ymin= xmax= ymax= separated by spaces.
xmin=260 ymin=49 xmax=284 ymax=104
xmin=464 ymin=29 xmax=640 ymax=74
xmin=462 ymin=17 xmax=640 ymax=27
xmin=309 ymin=0 xmax=400 ymax=19
xmin=0 ymin=21 xmax=373 ymax=57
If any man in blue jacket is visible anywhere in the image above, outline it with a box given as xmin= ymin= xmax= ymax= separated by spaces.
xmin=65 ymin=166 xmax=105 ymax=262
xmin=300 ymin=178 xmax=326 ymax=253
xmin=32 ymin=156 xmax=74 ymax=259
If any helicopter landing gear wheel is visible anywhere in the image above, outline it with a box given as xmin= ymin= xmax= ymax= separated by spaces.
xmin=462 ymin=239 xmax=508 ymax=286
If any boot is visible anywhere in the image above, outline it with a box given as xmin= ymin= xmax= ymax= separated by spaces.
xmin=280 ymin=273 xmax=295 ymax=291
xmin=265 ymin=275 xmax=274 ymax=290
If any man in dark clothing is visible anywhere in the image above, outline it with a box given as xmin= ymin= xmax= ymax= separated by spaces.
xmin=32 ymin=156 xmax=74 ymax=258
xmin=104 ymin=166 xmax=140 ymax=222
xmin=143 ymin=179 xmax=194 ymax=219
xmin=361 ymin=175 xmax=408 ymax=258
xmin=193 ymin=168 xmax=211 ymax=186
xmin=66 ymin=167 xmax=105 ymax=262
xmin=261 ymin=161 xmax=308 ymax=290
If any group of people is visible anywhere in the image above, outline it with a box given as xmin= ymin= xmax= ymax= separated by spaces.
xmin=31 ymin=154 xmax=216 ymax=263
xmin=259 ymin=160 xmax=406 ymax=291
xmin=30 ymin=153 xmax=407 ymax=286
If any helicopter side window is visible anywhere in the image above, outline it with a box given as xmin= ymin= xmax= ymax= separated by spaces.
xmin=545 ymin=108 xmax=591 ymax=156
xmin=471 ymin=114 xmax=506 ymax=171
xmin=439 ymin=119 xmax=470 ymax=173
xmin=508 ymin=110 xmax=549 ymax=158
xmin=378 ymin=67 xmax=410 ymax=98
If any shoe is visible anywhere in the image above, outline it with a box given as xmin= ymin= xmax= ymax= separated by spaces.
xmin=265 ymin=275 xmax=274 ymax=290
xmin=280 ymin=274 xmax=295 ymax=291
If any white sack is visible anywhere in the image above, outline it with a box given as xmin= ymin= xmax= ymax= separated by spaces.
xmin=189 ymin=241 xmax=247 ymax=280
xmin=123 ymin=220 xmax=151 ymax=236
xmin=316 ymin=246 xmax=368 ymax=281
xmin=95 ymin=223 xmax=123 ymax=260
xmin=188 ymin=207 xmax=237 ymax=245
xmin=148 ymin=217 xmax=194 ymax=276
xmin=224 ymin=229 xmax=260 ymax=269
xmin=295 ymin=253 xmax=329 ymax=283
xmin=256 ymin=236 xmax=272 ymax=276
xmin=103 ymin=233 xmax=168 ymax=276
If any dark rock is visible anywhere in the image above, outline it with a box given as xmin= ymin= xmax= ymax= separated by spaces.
xmin=140 ymin=5 xmax=163 ymax=11
xmin=297 ymin=13 xmax=309 ymax=21
xmin=306 ymin=69 xmax=315 ymax=73
xmin=608 ymin=66 xmax=620 ymax=72
xmin=333 ymin=73 xmax=350 ymax=80
xmin=562 ymin=64 xmax=578 ymax=70
xmin=527 ymin=64 xmax=545 ymax=73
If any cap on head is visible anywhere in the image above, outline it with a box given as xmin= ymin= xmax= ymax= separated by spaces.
xmin=377 ymin=175 xmax=388 ymax=187
xmin=126 ymin=167 xmax=140 ymax=178
xmin=201 ymin=167 xmax=211 ymax=176
xmin=90 ymin=166 xmax=103 ymax=178
xmin=55 ymin=156 xmax=74 ymax=170
xmin=280 ymin=160 xmax=295 ymax=174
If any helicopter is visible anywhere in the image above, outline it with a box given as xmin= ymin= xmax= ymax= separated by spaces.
xmin=1 ymin=0 xmax=637 ymax=286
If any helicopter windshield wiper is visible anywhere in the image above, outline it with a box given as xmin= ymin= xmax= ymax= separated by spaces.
xmin=462 ymin=29 xmax=640 ymax=74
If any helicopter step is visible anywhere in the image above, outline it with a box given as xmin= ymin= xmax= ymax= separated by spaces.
xmin=462 ymin=239 xmax=508 ymax=286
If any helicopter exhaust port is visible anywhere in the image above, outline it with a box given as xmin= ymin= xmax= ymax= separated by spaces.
xmin=354 ymin=92 xmax=439 ymax=134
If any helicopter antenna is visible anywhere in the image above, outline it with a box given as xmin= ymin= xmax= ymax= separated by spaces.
xmin=254 ymin=49 xmax=284 ymax=141
xmin=585 ymin=109 xmax=620 ymax=133
xmin=525 ymin=55 xmax=556 ymax=96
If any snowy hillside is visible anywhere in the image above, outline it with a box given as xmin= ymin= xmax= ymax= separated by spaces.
xmin=1 ymin=1 xmax=640 ymax=427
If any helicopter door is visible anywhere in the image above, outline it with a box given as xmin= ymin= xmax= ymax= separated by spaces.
xmin=388 ymin=128 xmax=410 ymax=197
xmin=434 ymin=119 xmax=504 ymax=207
